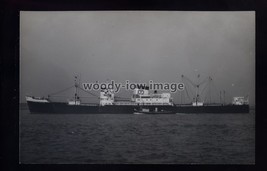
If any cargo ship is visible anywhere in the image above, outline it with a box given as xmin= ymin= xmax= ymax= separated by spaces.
xmin=25 ymin=76 xmax=250 ymax=114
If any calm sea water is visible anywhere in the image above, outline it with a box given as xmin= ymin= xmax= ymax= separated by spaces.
xmin=19 ymin=110 xmax=255 ymax=164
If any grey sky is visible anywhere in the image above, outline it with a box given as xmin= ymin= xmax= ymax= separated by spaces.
xmin=20 ymin=11 xmax=255 ymax=105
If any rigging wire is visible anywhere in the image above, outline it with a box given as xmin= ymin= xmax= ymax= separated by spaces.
xmin=181 ymin=75 xmax=197 ymax=87
xmin=184 ymin=86 xmax=192 ymax=102
xmin=181 ymin=76 xmax=194 ymax=103
xmin=210 ymin=79 xmax=220 ymax=103
xmin=48 ymin=85 xmax=74 ymax=96
xmin=199 ymin=82 xmax=209 ymax=101
xmin=181 ymin=74 xmax=215 ymax=104
xmin=48 ymin=95 xmax=73 ymax=98
xmin=198 ymin=76 xmax=210 ymax=86
xmin=77 ymin=86 xmax=99 ymax=99
xmin=49 ymin=95 xmax=97 ymax=99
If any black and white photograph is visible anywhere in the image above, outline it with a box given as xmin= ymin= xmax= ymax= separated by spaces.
xmin=19 ymin=11 xmax=255 ymax=164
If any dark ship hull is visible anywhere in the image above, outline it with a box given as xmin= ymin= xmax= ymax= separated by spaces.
xmin=27 ymin=101 xmax=250 ymax=114
xmin=27 ymin=101 xmax=175 ymax=114
xmin=174 ymin=104 xmax=249 ymax=113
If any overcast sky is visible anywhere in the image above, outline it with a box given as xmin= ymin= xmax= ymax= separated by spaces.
xmin=20 ymin=11 xmax=255 ymax=105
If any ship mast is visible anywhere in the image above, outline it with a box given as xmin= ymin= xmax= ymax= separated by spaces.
xmin=219 ymin=90 xmax=226 ymax=105
xmin=74 ymin=76 xmax=78 ymax=104
xmin=181 ymin=74 xmax=211 ymax=105
xmin=223 ymin=90 xmax=225 ymax=105
xmin=220 ymin=91 xmax=222 ymax=104
xmin=46 ymin=75 xmax=99 ymax=104
xmin=196 ymin=74 xmax=200 ymax=105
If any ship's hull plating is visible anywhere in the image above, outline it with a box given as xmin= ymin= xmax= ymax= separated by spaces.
xmin=27 ymin=101 xmax=250 ymax=114
xmin=174 ymin=105 xmax=249 ymax=113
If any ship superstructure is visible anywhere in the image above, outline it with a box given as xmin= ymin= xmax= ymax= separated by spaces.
xmin=99 ymin=88 xmax=173 ymax=106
